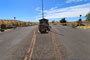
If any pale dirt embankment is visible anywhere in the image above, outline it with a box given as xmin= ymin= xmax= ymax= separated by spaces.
xmin=77 ymin=26 xmax=90 ymax=30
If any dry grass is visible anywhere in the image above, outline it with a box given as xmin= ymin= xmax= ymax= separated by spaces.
xmin=77 ymin=26 xmax=90 ymax=29
xmin=0 ymin=19 xmax=33 ymax=26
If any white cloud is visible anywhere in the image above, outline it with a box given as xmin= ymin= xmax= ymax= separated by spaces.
xmin=66 ymin=0 xmax=88 ymax=3
xmin=35 ymin=3 xmax=90 ymax=20
xmin=35 ymin=7 xmax=41 ymax=11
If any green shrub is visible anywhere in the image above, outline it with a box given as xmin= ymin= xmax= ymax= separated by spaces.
xmin=86 ymin=12 xmax=90 ymax=22
xmin=60 ymin=18 xmax=67 ymax=23
xmin=72 ymin=23 xmax=77 ymax=28
xmin=52 ymin=20 xmax=55 ymax=23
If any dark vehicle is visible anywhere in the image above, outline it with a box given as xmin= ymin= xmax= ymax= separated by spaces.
xmin=38 ymin=18 xmax=50 ymax=33
xmin=77 ymin=23 xmax=85 ymax=26
xmin=6 ymin=25 xmax=16 ymax=29
xmin=0 ymin=24 xmax=6 ymax=32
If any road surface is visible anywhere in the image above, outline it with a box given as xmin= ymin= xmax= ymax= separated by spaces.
xmin=52 ymin=25 xmax=90 ymax=60
xmin=0 ymin=25 xmax=90 ymax=60
xmin=0 ymin=26 xmax=36 ymax=60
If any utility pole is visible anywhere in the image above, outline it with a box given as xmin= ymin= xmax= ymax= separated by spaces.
xmin=42 ymin=0 xmax=44 ymax=19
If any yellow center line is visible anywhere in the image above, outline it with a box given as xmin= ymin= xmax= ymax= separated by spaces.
xmin=24 ymin=55 xmax=28 ymax=60
xmin=24 ymin=29 xmax=36 ymax=60
xmin=51 ymin=29 xmax=62 ymax=60
xmin=29 ymin=34 xmax=36 ymax=60
xmin=27 ymin=33 xmax=35 ymax=53
xmin=51 ymin=30 xmax=57 ymax=59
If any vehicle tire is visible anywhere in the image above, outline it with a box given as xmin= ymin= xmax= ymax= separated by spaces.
xmin=1 ymin=29 xmax=4 ymax=32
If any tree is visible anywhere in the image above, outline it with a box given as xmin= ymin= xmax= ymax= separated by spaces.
xmin=86 ymin=12 xmax=90 ymax=22
xmin=60 ymin=18 xmax=67 ymax=23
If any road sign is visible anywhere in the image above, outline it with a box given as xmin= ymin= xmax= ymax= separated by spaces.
xmin=14 ymin=17 xmax=16 ymax=20
xmin=80 ymin=15 xmax=82 ymax=17
xmin=79 ymin=18 xmax=82 ymax=22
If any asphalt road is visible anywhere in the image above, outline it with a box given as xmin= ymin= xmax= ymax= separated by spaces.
xmin=52 ymin=25 xmax=90 ymax=60
xmin=0 ymin=26 xmax=36 ymax=60
xmin=0 ymin=25 xmax=90 ymax=60
xmin=25 ymin=25 xmax=90 ymax=60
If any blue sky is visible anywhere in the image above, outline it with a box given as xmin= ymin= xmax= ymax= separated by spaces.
xmin=0 ymin=0 xmax=90 ymax=22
